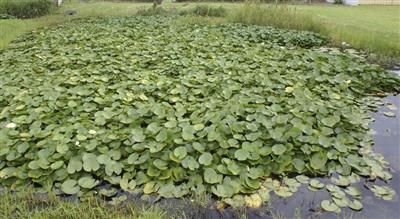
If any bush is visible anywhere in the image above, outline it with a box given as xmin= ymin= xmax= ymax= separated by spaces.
xmin=180 ymin=5 xmax=227 ymax=17
xmin=0 ymin=0 xmax=53 ymax=19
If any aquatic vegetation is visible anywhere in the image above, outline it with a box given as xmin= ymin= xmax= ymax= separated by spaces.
xmin=0 ymin=16 xmax=399 ymax=210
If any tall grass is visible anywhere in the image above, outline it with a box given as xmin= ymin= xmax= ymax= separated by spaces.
xmin=180 ymin=5 xmax=227 ymax=17
xmin=0 ymin=188 xmax=166 ymax=219
xmin=228 ymin=1 xmax=326 ymax=33
xmin=227 ymin=1 xmax=400 ymax=67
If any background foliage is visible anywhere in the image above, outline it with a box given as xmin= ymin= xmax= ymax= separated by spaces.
xmin=0 ymin=0 xmax=53 ymax=19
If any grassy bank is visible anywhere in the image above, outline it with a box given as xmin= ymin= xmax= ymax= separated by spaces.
xmin=0 ymin=189 xmax=165 ymax=219
xmin=295 ymin=5 xmax=400 ymax=66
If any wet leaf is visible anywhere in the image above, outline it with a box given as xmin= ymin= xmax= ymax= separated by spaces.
xmin=321 ymin=200 xmax=339 ymax=212
xmin=348 ymin=199 xmax=363 ymax=211
xmin=309 ymin=179 xmax=324 ymax=189
xmin=383 ymin=112 xmax=395 ymax=117
xmin=78 ymin=176 xmax=98 ymax=189
xmin=245 ymin=194 xmax=263 ymax=208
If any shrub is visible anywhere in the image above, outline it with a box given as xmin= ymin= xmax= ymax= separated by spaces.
xmin=0 ymin=0 xmax=53 ymax=19
xmin=180 ymin=5 xmax=227 ymax=17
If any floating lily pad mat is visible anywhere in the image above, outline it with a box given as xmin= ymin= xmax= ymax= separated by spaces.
xmin=0 ymin=16 xmax=399 ymax=210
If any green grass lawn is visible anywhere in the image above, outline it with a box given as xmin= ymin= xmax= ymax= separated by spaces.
xmin=294 ymin=5 xmax=400 ymax=64
xmin=1 ymin=1 xmax=399 ymax=66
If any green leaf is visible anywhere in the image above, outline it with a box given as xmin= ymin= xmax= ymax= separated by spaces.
xmin=318 ymin=135 xmax=332 ymax=148
xmin=155 ymin=129 xmax=168 ymax=142
xmin=147 ymin=123 xmax=161 ymax=134
xmin=272 ymin=144 xmax=287 ymax=155
xmin=182 ymin=156 xmax=199 ymax=170
xmin=153 ymin=104 xmax=166 ymax=117
xmin=82 ymin=153 xmax=100 ymax=172
xmin=348 ymin=199 xmax=363 ymax=210
xmin=204 ymin=168 xmax=222 ymax=184
xmin=234 ymin=149 xmax=249 ymax=161
xmin=173 ymin=146 xmax=187 ymax=160
xmin=227 ymin=139 xmax=239 ymax=148
xmin=78 ymin=176 xmax=98 ymax=189
xmin=295 ymin=175 xmax=309 ymax=184
xmin=383 ymin=112 xmax=395 ymax=117
xmin=193 ymin=123 xmax=205 ymax=131
xmin=310 ymin=152 xmax=327 ymax=170
xmin=50 ymin=161 xmax=64 ymax=170
xmin=245 ymin=194 xmax=263 ymax=208
xmin=309 ymin=179 xmax=324 ymax=189
xmin=56 ymin=144 xmax=68 ymax=154
xmin=127 ymin=153 xmax=139 ymax=165
xmin=61 ymin=179 xmax=80 ymax=194
xmin=292 ymin=158 xmax=305 ymax=171
xmin=182 ymin=126 xmax=195 ymax=141
xmin=164 ymin=121 xmax=177 ymax=128
xmin=192 ymin=142 xmax=205 ymax=152
xmin=321 ymin=116 xmax=340 ymax=127
xmin=120 ymin=179 xmax=136 ymax=191
xmin=345 ymin=186 xmax=362 ymax=198
xmin=198 ymin=153 xmax=213 ymax=166
xmin=67 ymin=157 xmax=83 ymax=174
xmin=130 ymin=128 xmax=146 ymax=143
xmin=153 ymin=159 xmax=168 ymax=170
xmin=227 ymin=162 xmax=242 ymax=175
xmin=321 ymin=200 xmax=339 ymax=212
xmin=331 ymin=175 xmax=351 ymax=186
xmin=105 ymin=160 xmax=122 ymax=176
xmin=212 ymin=183 xmax=234 ymax=198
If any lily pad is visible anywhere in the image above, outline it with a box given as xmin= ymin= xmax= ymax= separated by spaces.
xmin=321 ymin=199 xmax=339 ymax=212
xmin=383 ymin=112 xmax=396 ymax=117
xmin=61 ymin=180 xmax=80 ymax=195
